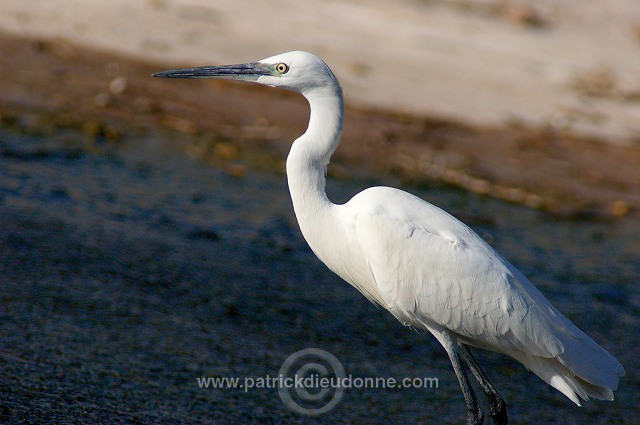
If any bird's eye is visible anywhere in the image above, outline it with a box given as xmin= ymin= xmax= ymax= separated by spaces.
xmin=275 ymin=63 xmax=289 ymax=74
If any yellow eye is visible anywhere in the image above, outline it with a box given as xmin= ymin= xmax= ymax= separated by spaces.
xmin=275 ymin=63 xmax=289 ymax=74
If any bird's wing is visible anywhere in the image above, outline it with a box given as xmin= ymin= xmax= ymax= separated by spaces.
xmin=352 ymin=188 xmax=573 ymax=358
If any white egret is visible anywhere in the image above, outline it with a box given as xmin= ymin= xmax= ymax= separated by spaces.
xmin=154 ymin=51 xmax=624 ymax=424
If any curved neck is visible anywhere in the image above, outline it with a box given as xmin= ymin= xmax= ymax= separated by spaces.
xmin=286 ymin=83 xmax=344 ymax=239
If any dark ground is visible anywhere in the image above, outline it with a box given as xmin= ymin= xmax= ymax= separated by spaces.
xmin=0 ymin=32 xmax=638 ymax=424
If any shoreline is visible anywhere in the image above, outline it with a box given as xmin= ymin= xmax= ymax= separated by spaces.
xmin=3 ymin=0 xmax=640 ymax=143
xmin=0 ymin=32 xmax=638 ymax=216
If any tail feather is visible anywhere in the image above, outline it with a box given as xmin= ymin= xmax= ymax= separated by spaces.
xmin=503 ymin=273 xmax=625 ymax=404
xmin=511 ymin=349 xmax=622 ymax=406
xmin=555 ymin=325 xmax=625 ymax=392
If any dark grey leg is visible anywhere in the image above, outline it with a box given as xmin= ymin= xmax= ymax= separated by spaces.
xmin=459 ymin=344 xmax=508 ymax=425
xmin=446 ymin=346 xmax=485 ymax=425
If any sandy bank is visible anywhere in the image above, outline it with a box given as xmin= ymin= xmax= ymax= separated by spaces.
xmin=1 ymin=0 xmax=639 ymax=143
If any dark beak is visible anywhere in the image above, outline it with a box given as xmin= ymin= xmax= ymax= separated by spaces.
xmin=153 ymin=62 xmax=272 ymax=80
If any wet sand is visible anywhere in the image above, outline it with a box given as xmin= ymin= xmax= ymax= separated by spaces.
xmin=1 ymin=32 xmax=638 ymax=424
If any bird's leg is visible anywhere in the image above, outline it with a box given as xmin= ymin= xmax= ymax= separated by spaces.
xmin=446 ymin=346 xmax=484 ymax=425
xmin=459 ymin=344 xmax=508 ymax=425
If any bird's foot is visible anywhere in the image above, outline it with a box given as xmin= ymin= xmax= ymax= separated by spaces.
xmin=489 ymin=398 xmax=508 ymax=425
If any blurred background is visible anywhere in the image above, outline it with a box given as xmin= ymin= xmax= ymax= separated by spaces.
xmin=3 ymin=0 xmax=640 ymax=141
xmin=1 ymin=0 xmax=638 ymax=423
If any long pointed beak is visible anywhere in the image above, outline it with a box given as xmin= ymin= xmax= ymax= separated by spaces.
xmin=152 ymin=62 xmax=272 ymax=81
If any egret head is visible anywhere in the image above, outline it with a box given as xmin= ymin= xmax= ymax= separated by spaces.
xmin=153 ymin=51 xmax=339 ymax=96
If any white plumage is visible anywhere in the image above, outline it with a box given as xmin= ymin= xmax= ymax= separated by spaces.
xmin=155 ymin=51 xmax=624 ymax=424
xmin=337 ymin=187 xmax=621 ymax=405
